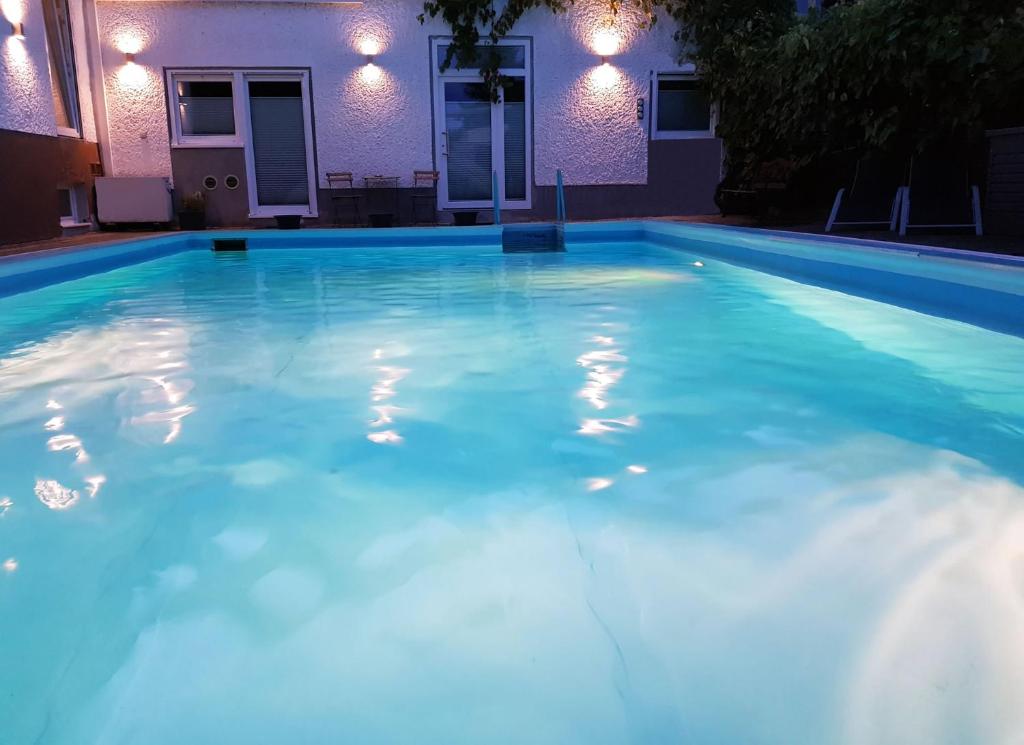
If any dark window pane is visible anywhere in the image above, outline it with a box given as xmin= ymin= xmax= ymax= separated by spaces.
xmin=177 ymin=80 xmax=235 ymax=136
xmin=248 ymin=81 xmax=302 ymax=98
xmin=657 ymin=78 xmax=711 ymax=132
xmin=177 ymin=81 xmax=232 ymax=98
xmin=501 ymin=76 xmax=527 ymax=200
xmin=57 ymin=188 xmax=72 ymax=218
xmin=444 ymin=82 xmax=491 ymax=103
xmin=437 ymin=44 xmax=525 ymax=70
xmin=503 ymin=78 xmax=525 ymax=104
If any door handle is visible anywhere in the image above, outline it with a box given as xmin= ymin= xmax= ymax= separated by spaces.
xmin=441 ymin=131 xmax=448 ymax=157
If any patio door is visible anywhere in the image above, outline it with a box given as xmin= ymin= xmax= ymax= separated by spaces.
xmin=242 ymin=73 xmax=318 ymax=218
xmin=433 ymin=40 xmax=531 ymax=210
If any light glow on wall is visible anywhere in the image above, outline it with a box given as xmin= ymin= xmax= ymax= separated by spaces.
xmin=359 ymin=62 xmax=382 ymax=86
xmin=113 ymin=30 xmax=145 ymax=55
xmin=588 ymin=62 xmax=620 ymax=91
xmin=1 ymin=0 xmax=25 ymax=26
xmin=116 ymin=59 xmax=150 ymax=89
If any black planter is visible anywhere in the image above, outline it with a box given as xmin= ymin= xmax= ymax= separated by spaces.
xmin=178 ymin=211 xmax=206 ymax=230
xmin=275 ymin=215 xmax=302 ymax=230
xmin=369 ymin=213 xmax=394 ymax=228
xmin=453 ymin=211 xmax=478 ymax=226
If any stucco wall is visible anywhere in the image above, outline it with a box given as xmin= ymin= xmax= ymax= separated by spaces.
xmin=1 ymin=0 xmax=58 ymax=135
xmin=0 ymin=0 xmax=97 ymax=140
xmin=95 ymin=0 xmax=694 ymax=190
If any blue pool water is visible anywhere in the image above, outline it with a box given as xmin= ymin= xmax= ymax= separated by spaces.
xmin=1 ymin=238 xmax=1023 ymax=744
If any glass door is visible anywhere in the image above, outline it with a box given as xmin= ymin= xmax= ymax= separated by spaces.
xmin=442 ymin=80 xmax=493 ymax=204
xmin=242 ymin=73 xmax=318 ymax=218
xmin=433 ymin=41 xmax=532 ymax=210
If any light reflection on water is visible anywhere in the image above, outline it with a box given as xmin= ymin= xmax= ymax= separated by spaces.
xmin=0 ymin=243 xmax=1022 ymax=744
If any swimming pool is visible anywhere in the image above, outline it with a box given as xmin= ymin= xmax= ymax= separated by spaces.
xmin=1 ymin=223 xmax=1023 ymax=744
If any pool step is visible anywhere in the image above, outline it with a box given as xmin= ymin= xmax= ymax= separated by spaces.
xmin=501 ymin=223 xmax=565 ymax=253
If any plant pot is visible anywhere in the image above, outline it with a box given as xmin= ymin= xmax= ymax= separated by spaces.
xmin=275 ymin=215 xmax=302 ymax=230
xmin=177 ymin=211 xmax=206 ymax=230
xmin=453 ymin=211 xmax=478 ymax=226
xmin=369 ymin=213 xmax=394 ymax=228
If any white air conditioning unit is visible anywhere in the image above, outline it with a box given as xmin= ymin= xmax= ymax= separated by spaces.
xmin=96 ymin=177 xmax=174 ymax=224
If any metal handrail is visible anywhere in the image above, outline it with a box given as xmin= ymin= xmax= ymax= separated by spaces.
xmin=492 ymin=171 xmax=501 ymax=226
xmin=555 ymin=170 xmax=566 ymax=223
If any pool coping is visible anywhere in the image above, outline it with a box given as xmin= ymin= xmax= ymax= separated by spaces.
xmin=2 ymin=221 xmax=1022 ymax=337
xmin=3 ymin=220 xmax=1022 ymax=268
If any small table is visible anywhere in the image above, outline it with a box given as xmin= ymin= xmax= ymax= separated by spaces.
xmin=363 ymin=176 xmax=400 ymax=227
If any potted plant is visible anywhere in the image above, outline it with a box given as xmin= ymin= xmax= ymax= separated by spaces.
xmin=178 ymin=191 xmax=207 ymax=230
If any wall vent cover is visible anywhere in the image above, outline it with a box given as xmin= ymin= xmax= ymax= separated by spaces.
xmin=202 ymin=175 xmax=218 ymax=190
xmin=224 ymin=174 xmax=240 ymax=190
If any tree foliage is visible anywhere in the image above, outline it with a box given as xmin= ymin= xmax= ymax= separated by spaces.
xmin=696 ymin=0 xmax=1024 ymax=175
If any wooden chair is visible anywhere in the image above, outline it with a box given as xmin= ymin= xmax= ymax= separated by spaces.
xmin=326 ymin=172 xmax=363 ymax=227
xmin=411 ymin=170 xmax=439 ymax=225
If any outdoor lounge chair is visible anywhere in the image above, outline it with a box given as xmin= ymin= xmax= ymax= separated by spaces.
xmin=898 ymin=146 xmax=983 ymax=236
xmin=825 ymin=154 xmax=905 ymax=232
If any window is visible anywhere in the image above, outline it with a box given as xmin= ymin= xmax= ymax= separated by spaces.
xmin=168 ymin=74 xmax=239 ymax=146
xmin=57 ymin=185 xmax=86 ymax=227
xmin=652 ymin=74 xmax=714 ymax=139
xmin=42 ymin=0 xmax=80 ymax=137
xmin=436 ymin=44 xmax=526 ymax=70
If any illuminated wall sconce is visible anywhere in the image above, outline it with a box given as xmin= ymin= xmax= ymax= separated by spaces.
xmin=10 ymin=20 xmax=24 ymax=38
xmin=592 ymin=28 xmax=621 ymax=65
xmin=124 ymin=51 xmax=135 ymax=63
xmin=360 ymin=38 xmax=380 ymax=65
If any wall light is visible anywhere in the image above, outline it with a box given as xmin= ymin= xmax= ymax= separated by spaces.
xmin=124 ymin=51 xmax=135 ymax=63
xmin=114 ymin=30 xmax=144 ymax=57
xmin=592 ymin=28 xmax=621 ymax=64
xmin=3 ymin=0 xmax=26 ymax=37
xmin=360 ymin=37 xmax=380 ymax=64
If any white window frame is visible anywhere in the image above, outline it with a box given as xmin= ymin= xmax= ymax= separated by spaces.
xmin=431 ymin=37 xmax=533 ymax=210
xmin=651 ymin=71 xmax=716 ymax=141
xmin=166 ymin=71 xmax=243 ymax=148
xmin=240 ymin=70 xmax=319 ymax=219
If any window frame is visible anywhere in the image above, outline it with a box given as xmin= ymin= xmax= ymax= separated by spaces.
xmin=166 ymin=71 xmax=243 ymax=148
xmin=651 ymin=71 xmax=716 ymax=141
xmin=42 ymin=0 xmax=82 ymax=138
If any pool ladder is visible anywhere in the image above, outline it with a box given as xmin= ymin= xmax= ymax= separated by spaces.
xmin=499 ymin=169 xmax=566 ymax=253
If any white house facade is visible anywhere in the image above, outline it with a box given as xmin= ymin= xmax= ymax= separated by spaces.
xmin=1 ymin=0 xmax=724 ymax=243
